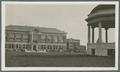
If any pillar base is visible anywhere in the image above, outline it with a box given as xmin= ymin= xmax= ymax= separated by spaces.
xmin=96 ymin=38 xmax=103 ymax=43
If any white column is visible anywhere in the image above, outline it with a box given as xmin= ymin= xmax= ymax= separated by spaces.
xmin=105 ymin=28 xmax=109 ymax=43
xmin=92 ymin=27 xmax=95 ymax=43
xmin=36 ymin=45 xmax=38 ymax=52
xmin=97 ymin=22 xmax=102 ymax=43
xmin=30 ymin=32 xmax=33 ymax=51
xmin=30 ymin=32 xmax=33 ymax=42
xmin=88 ymin=25 xmax=91 ymax=43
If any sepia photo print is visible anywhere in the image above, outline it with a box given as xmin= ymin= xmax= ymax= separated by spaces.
xmin=1 ymin=1 xmax=119 ymax=71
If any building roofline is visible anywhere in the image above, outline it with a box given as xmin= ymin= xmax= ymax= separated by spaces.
xmin=5 ymin=25 xmax=67 ymax=34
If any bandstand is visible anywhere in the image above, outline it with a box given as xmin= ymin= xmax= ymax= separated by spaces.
xmin=86 ymin=5 xmax=115 ymax=56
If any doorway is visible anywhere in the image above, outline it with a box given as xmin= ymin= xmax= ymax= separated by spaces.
xmin=108 ymin=49 xmax=115 ymax=55
xmin=33 ymin=45 xmax=37 ymax=51
xmin=92 ymin=49 xmax=95 ymax=55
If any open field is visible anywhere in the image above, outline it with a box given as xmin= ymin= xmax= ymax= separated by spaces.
xmin=5 ymin=51 xmax=115 ymax=67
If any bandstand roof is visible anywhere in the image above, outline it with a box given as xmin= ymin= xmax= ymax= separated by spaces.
xmin=86 ymin=5 xmax=115 ymax=28
xmin=89 ymin=5 xmax=115 ymax=15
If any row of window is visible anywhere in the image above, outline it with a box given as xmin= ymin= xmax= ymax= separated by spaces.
xmin=6 ymin=33 xmax=66 ymax=43
xmin=5 ymin=44 xmax=30 ymax=49
xmin=32 ymin=39 xmax=66 ymax=43
xmin=6 ymin=32 xmax=30 ymax=42
xmin=6 ymin=38 xmax=64 ymax=43
xmin=33 ymin=35 xmax=66 ymax=43
xmin=6 ymin=33 xmax=29 ymax=39
xmin=6 ymin=38 xmax=65 ymax=43
xmin=5 ymin=44 xmax=66 ymax=50
xmin=6 ymin=38 xmax=29 ymax=42
xmin=5 ymin=44 xmax=85 ymax=53
xmin=37 ymin=45 xmax=65 ymax=50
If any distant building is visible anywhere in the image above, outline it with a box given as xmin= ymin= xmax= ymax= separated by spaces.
xmin=67 ymin=38 xmax=80 ymax=52
xmin=86 ymin=5 xmax=115 ymax=56
xmin=67 ymin=38 xmax=86 ymax=54
xmin=76 ymin=45 xmax=86 ymax=54
xmin=5 ymin=25 xmax=67 ymax=52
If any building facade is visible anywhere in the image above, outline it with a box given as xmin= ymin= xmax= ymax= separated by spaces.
xmin=75 ymin=45 xmax=86 ymax=54
xmin=5 ymin=25 xmax=67 ymax=53
xmin=86 ymin=5 xmax=115 ymax=56
xmin=67 ymin=38 xmax=86 ymax=54
xmin=67 ymin=38 xmax=80 ymax=52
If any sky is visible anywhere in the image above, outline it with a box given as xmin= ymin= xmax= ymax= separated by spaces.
xmin=5 ymin=4 xmax=115 ymax=45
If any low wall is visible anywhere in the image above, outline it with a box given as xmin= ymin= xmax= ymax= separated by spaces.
xmin=87 ymin=43 xmax=115 ymax=49
xmin=87 ymin=43 xmax=115 ymax=56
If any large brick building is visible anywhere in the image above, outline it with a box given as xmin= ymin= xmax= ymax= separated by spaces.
xmin=5 ymin=25 xmax=67 ymax=53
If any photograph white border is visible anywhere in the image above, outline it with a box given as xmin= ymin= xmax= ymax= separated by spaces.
xmin=1 ymin=1 xmax=119 ymax=71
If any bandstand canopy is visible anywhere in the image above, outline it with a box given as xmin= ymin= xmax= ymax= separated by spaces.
xmin=86 ymin=5 xmax=115 ymax=28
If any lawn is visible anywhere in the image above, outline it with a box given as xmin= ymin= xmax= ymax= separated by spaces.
xmin=5 ymin=51 xmax=115 ymax=67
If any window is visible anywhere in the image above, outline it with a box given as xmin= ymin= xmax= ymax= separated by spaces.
xmin=9 ymin=33 xmax=14 ymax=38
xmin=15 ymin=33 xmax=22 ymax=41
xmin=27 ymin=45 xmax=31 ymax=50
xmin=23 ymin=44 xmax=26 ymax=49
xmin=16 ymin=44 xmax=19 ymax=49
xmin=23 ymin=34 xmax=28 ymax=39
xmin=60 ymin=46 xmax=63 ymax=49
xmin=55 ymin=46 xmax=58 ymax=49
xmin=59 ymin=36 xmax=63 ymax=43
xmin=12 ymin=44 xmax=14 ymax=48
xmin=19 ymin=44 xmax=21 ymax=48
xmin=63 ymin=36 xmax=66 ymax=42
xmin=33 ymin=33 xmax=39 ymax=41
xmin=22 ymin=34 xmax=28 ymax=42
xmin=33 ymin=40 xmax=37 ymax=43
xmin=38 ymin=35 xmax=41 ymax=42
xmin=9 ymin=38 xmax=14 ymax=41
xmin=48 ymin=45 xmax=50 ymax=49
xmin=41 ymin=35 xmax=46 ymax=42
xmin=41 ymin=45 xmax=43 ymax=49
xmin=42 ymin=45 xmax=46 ymax=49
xmin=16 ymin=33 xmax=21 ymax=39
xmin=53 ymin=45 xmax=56 ymax=49
xmin=8 ymin=44 xmax=11 ymax=48
xmin=34 ymin=29 xmax=39 ymax=33
xmin=57 ymin=36 xmax=59 ymax=43
xmin=47 ymin=35 xmax=52 ymax=42
xmin=53 ymin=36 xmax=58 ymax=43
xmin=8 ymin=33 xmax=14 ymax=41
xmin=50 ymin=46 xmax=52 ymax=49
xmin=59 ymin=46 xmax=61 ymax=49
